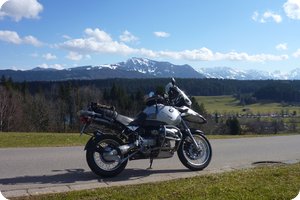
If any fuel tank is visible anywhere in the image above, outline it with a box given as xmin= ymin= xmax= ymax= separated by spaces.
xmin=142 ymin=104 xmax=181 ymax=126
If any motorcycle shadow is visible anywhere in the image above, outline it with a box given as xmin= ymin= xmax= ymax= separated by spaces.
xmin=0 ymin=168 xmax=190 ymax=188
xmin=0 ymin=169 xmax=96 ymax=187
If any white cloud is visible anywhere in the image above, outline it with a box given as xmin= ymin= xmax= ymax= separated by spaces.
xmin=0 ymin=0 xmax=43 ymax=22
xmin=85 ymin=28 xmax=112 ymax=42
xmin=276 ymin=43 xmax=288 ymax=50
xmin=293 ymin=49 xmax=300 ymax=58
xmin=66 ymin=51 xmax=83 ymax=61
xmin=138 ymin=48 xmax=157 ymax=58
xmin=0 ymin=30 xmax=21 ymax=44
xmin=151 ymin=49 xmax=288 ymax=62
xmin=62 ymin=35 xmax=72 ymax=40
xmin=119 ymin=30 xmax=139 ymax=43
xmin=60 ymin=28 xmax=135 ymax=55
xmin=43 ymin=53 xmax=57 ymax=60
xmin=157 ymin=48 xmax=214 ymax=61
xmin=59 ymin=27 xmax=289 ymax=63
xmin=284 ymin=0 xmax=300 ymax=20
xmin=252 ymin=11 xmax=259 ymax=21
xmin=0 ymin=0 xmax=9 ymax=8
xmin=248 ymin=54 xmax=289 ymax=62
xmin=38 ymin=63 xmax=64 ymax=70
xmin=252 ymin=11 xmax=282 ymax=23
xmin=263 ymin=11 xmax=282 ymax=23
xmin=23 ymin=35 xmax=42 ymax=46
xmin=0 ymin=30 xmax=42 ymax=46
xmin=154 ymin=31 xmax=170 ymax=38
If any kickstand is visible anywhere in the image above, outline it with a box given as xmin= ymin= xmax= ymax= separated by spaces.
xmin=147 ymin=158 xmax=154 ymax=169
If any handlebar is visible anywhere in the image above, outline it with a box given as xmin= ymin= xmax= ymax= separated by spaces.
xmin=79 ymin=110 xmax=103 ymax=119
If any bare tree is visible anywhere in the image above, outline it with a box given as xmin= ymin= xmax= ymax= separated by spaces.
xmin=0 ymin=86 xmax=22 ymax=131
xmin=0 ymin=86 xmax=9 ymax=131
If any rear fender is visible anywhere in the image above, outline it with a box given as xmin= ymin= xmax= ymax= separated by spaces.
xmin=84 ymin=133 xmax=103 ymax=151
xmin=84 ymin=137 xmax=96 ymax=151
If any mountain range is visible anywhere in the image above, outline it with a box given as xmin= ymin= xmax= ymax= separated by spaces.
xmin=0 ymin=57 xmax=300 ymax=81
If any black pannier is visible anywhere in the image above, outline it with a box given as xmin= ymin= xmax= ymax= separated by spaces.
xmin=89 ymin=102 xmax=117 ymax=119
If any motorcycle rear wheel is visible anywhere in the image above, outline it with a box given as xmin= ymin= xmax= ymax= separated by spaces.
xmin=86 ymin=134 xmax=128 ymax=177
xmin=177 ymin=132 xmax=212 ymax=171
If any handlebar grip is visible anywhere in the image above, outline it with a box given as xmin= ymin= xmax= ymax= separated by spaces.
xmin=79 ymin=110 xmax=94 ymax=116
xmin=79 ymin=110 xmax=102 ymax=118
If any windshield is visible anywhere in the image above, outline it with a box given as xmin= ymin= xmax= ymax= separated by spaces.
xmin=165 ymin=82 xmax=192 ymax=107
xmin=177 ymin=87 xmax=192 ymax=107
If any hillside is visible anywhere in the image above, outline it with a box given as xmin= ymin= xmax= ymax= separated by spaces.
xmin=0 ymin=58 xmax=204 ymax=82
xmin=2 ymin=57 xmax=300 ymax=81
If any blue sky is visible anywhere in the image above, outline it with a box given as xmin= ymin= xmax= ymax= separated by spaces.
xmin=1 ymin=0 xmax=300 ymax=72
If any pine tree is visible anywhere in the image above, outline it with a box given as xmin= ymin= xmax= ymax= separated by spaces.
xmin=191 ymin=97 xmax=207 ymax=116
xmin=226 ymin=117 xmax=241 ymax=135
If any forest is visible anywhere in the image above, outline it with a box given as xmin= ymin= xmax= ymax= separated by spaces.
xmin=1 ymin=76 xmax=300 ymax=133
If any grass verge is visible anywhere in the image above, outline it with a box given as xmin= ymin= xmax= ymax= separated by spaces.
xmin=0 ymin=132 xmax=298 ymax=148
xmin=12 ymin=163 xmax=300 ymax=200
xmin=0 ymin=132 xmax=89 ymax=148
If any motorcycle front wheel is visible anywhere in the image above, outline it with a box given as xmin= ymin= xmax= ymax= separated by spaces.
xmin=86 ymin=134 xmax=128 ymax=177
xmin=177 ymin=132 xmax=212 ymax=171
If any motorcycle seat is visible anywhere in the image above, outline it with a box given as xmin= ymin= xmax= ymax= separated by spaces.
xmin=115 ymin=114 xmax=134 ymax=126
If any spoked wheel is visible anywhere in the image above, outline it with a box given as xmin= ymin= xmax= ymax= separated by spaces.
xmin=178 ymin=132 xmax=212 ymax=171
xmin=86 ymin=134 xmax=127 ymax=177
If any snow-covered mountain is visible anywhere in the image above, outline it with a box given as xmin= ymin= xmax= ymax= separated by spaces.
xmin=0 ymin=58 xmax=203 ymax=82
xmin=1 ymin=57 xmax=300 ymax=81
xmin=66 ymin=57 xmax=204 ymax=78
xmin=197 ymin=67 xmax=291 ymax=80
xmin=116 ymin=57 xmax=204 ymax=78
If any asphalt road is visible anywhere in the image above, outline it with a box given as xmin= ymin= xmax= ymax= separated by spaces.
xmin=1 ymin=135 xmax=300 ymax=198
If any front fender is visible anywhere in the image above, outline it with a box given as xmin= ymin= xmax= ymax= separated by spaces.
xmin=193 ymin=129 xmax=205 ymax=135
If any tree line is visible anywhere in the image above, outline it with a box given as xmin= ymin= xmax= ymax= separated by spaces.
xmin=2 ymin=77 xmax=300 ymax=133
xmin=21 ymin=78 xmax=300 ymax=101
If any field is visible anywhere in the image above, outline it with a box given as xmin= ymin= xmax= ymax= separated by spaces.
xmin=195 ymin=95 xmax=300 ymax=115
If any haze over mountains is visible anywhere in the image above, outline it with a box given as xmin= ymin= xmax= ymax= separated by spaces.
xmin=0 ymin=57 xmax=300 ymax=81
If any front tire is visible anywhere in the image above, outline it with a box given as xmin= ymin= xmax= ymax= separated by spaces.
xmin=86 ymin=134 xmax=128 ymax=177
xmin=177 ymin=132 xmax=212 ymax=171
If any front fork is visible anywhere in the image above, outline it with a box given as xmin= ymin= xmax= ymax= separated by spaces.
xmin=181 ymin=120 xmax=200 ymax=150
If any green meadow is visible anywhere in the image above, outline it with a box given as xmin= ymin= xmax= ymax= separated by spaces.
xmin=195 ymin=95 xmax=300 ymax=115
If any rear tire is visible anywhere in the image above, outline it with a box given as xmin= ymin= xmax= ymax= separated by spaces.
xmin=86 ymin=134 xmax=128 ymax=177
xmin=177 ymin=132 xmax=212 ymax=171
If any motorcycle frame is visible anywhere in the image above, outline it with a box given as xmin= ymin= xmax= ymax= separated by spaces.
xmin=80 ymin=107 xmax=205 ymax=159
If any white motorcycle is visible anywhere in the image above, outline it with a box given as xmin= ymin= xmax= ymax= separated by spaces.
xmin=79 ymin=78 xmax=212 ymax=177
